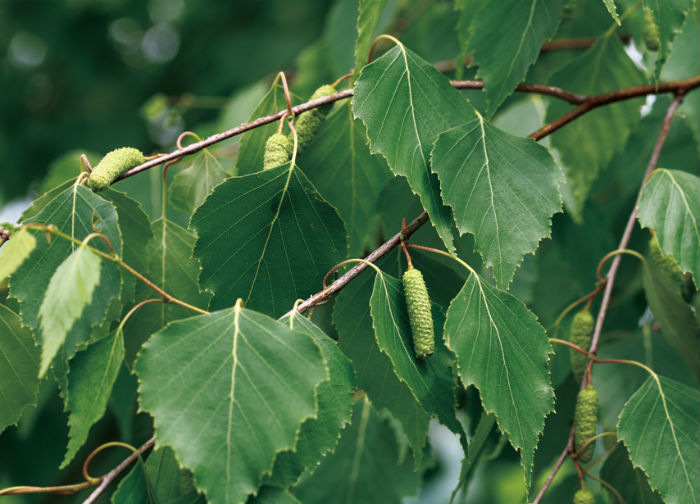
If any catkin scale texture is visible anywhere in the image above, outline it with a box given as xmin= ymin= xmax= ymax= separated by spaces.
xmin=569 ymin=308 xmax=593 ymax=382
xmin=574 ymin=384 xmax=599 ymax=463
xmin=573 ymin=489 xmax=594 ymax=504
xmin=643 ymin=7 xmax=660 ymax=51
xmin=402 ymin=266 xmax=434 ymax=358
xmin=292 ymin=84 xmax=336 ymax=152
xmin=263 ymin=132 xmax=292 ymax=170
xmin=87 ymin=147 xmax=145 ymax=192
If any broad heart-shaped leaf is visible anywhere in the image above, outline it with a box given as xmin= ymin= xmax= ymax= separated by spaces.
xmin=11 ymin=183 xmax=123 ymax=368
xmin=444 ymin=272 xmax=554 ymax=485
xmin=294 ymin=398 xmax=423 ymax=504
xmin=645 ymin=0 xmax=695 ymax=78
xmin=600 ymin=443 xmax=663 ymax=504
xmin=431 ymin=116 xmax=562 ymax=288
xmin=618 ymin=375 xmax=700 ymax=504
xmin=333 ymin=264 xmax=431 ymax=468
xmin=0 ymin=227 xmax=36 ymax=283
xmin=135 ymin=302 xmax=327 ymax=504
xmin=264 ymin=313 xmax=354 ymax=488
xmin=169 ymin=148 xmax=229 ymax=214
xmin=112 ymin=446 xmax=204 ymax=504
xmin=369 ymin=272 xmax=461 ymax=434
xmin=638 ymin=169 xmax=700 ymax=288
xmin=61 ymin=329 xmax=124 ymax=467
xmin=642 ymin=258 xmax=700 ymax=378
xmin=546 ymin=34 xmax=644 ymax=218
xmin=298 ymin=102 xmax=392 ymax=255
xmin=0 ymin=304 xmax=39 ymax=434
xmin=353 ymin=0 xmax=388 ymax=84
xmin=353 ymin=42 xmax=477 ymax=252
xmin=191 ymin=163 xmax=347 ymax=315
xmin=236 ymin=84 xmax=301 ymax=176
xmin=38 ymin=244 xmax=102 ymax=377
xmin=461 ymin=0 xmax=566 ymax=113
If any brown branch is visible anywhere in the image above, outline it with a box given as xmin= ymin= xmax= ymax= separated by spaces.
xmin=82 ymin=436 xmax=155 ymax=504
xmin=451 ymin=80 xmax=585 ymax=105
xmin=532 ymin=434 xmax=573 ymax=504
xmin=283 ymin=211 xmax=430 ymax=318
xmin=529 ymin=76 xmax=700 ymax=141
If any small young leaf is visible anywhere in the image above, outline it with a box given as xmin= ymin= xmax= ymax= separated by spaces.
xmin=0 ymin=228 xmax=37 ymax=283
xmin=38 ymin=244 xmax=102 ymax=377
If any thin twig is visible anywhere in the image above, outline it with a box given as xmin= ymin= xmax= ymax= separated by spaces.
xmin=82 ymin=436 xmax=155 ymax=504
xmin=532 ymin=439 xmax=572 ymax=504
xmin=589 ymin=92 xmax=684 ymax=355
xmin=283 ymin=211 xmax=430 ymax=317
xmin=450 ymin=80 xmax=585 ymax=105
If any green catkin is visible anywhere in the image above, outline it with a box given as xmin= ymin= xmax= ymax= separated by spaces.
xmin=643 ymin=7 xmax=660 ymax=51
xmin=573 ymin=488 xmax=594 ymax=504
xmin=574 ymin=384 xmax=599 ymax=463
xmin=402 ymin=265 xmax=434 ymax=359
xmin=292 ymin=84 xmax=336 ymax=153
xmin=569 ymin=308 xmax=594 ymax=382
xmin=87 ymin=147 xmax=145 ymax=192
xmin=263 ymin=132 xmax=293 ymax=170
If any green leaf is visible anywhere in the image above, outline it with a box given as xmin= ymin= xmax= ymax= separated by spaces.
xmin=431 ymin=115 xmax=562 ymax=288
xmin=460 ymin=0 xmax=566 ymax=113
xmin=444 ymin=272 xmax=554 ymax=484
xmin=324 ymin=0 xmax=359 ymax=78
xmin=601 ymin=0 xmax=620 ymax=24
xmin=0 ymin=227 xmax=37 ymax=283
xmin=353 ymin=0 xmax=388 ymax=83
xmin=135 ymin=302 xmax=328 ymax=504
xmin=298 ymin=102 xmax=392 ymax=255
xmin=236 ymin=84 xmax=300 ymax=176
xmin=294 ymin=398 xmax=423 ymax=504
xmin=191 ymin=163 xmax=347 ymax=315
xmin=368 ymin=271 xmax=461 ymax=434
xmin=638 ymin=168 xmax=700 ymax=287
xmin=11 ymin=184 xmax=124 ymax=368
xmin=353 ymin=42 xmax=477 ymax=252
xmin=248 ymin=487 xmax=300 ymax=504
xmin=38 ymin=244 xmax=102 ymax=377
xmin=600 ymin=443 xmax=663 ymax=504
xmin=112 ymin=446 xmax=205 ymax=504
xmin=0 ymin=304 xmax=40 ymax=434
xmin=169 ymin=149 xmax=229 ymax=214
xmin=618 ymin=375 xmax=700 ymax=504
xmin=644 ymin=0 xmax=695 ymax=78
xmin=643 ymin=258 xmax=700 ymax=378
xmin=61 ymin=329 xmax=124 ymax=467
xmin=546 ymin=34 xmax=644 ymax=218
xmin=265 ymin=313 xmax=354 ymax=488
xmin=333 ymin=264 xmax=431 ymax=467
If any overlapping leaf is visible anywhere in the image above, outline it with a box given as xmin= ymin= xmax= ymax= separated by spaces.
xmin=62 ymin=329 xmax=124 ymax=467
xmin=644 ymin=0 xmax=695 ymax=78
xmin=191 ymin=163 xmax=346 ymax=315
xmin=444 ymin=272 xmax=554 ymax=484
xmin=601 ymin=443 xmax=663 ymax=504
xmin=459 ymin=0 xmax=566 ymax=113
xmin=618 ymin=375 xmax=700 ymax=504
xmin=353 ymin=42 xmax=477 ymax=252
xmin=298 ymin=102 xmax=392 ymax=255
xmin=546 ymin=34 xmax=644 ymax=218
xmin=368 ymin=272 xmax=461 ymax=433
xmin=135 ymin=303 xmax=327 ymax=504
xmin=353 ymin=0 xmax=388 ymax=83
xmin=431 ymin=115 xmax=562 ymax=288
xmin=170 ymin=149 xmax=229 ymax=214
xmin=0 ymin=304 xmax=39 ymax=433
xmin=0 ymin=228 xmax=36 ymax=283
xmin=333 ymin=267 xmax=431 ymax=467
xmin=294 ymin=398 xmax=423 ymax=504
xmin=638 ymin=168 xmax=700 ymax=287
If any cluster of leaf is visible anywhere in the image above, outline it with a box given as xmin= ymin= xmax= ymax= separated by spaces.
xmin=1 ymin=1 xmax=699 ymax=503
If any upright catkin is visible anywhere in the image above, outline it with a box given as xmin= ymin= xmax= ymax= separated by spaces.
xmin=569 ymin=308 xmax=594 ymax=382
xmin=292 ymin=84 xmax=336 ymax=152
xmin=574 ymin=384 xmax=599 ymax=463
xmin=402 ymin=265 xmax=434 ymax=358
xmin=573 ymin=489 xmax=594 ymax=504
xmin=263 ymin=132 xmax=292 ymax=170
xmin=643 ymin=7 xmax=660 ymax=51
xmin=87 ymin=147 xmax=146 ymax=192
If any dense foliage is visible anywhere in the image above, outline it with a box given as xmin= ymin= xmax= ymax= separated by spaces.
xmin=1 ymin=1 xmax=699 ymax=503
